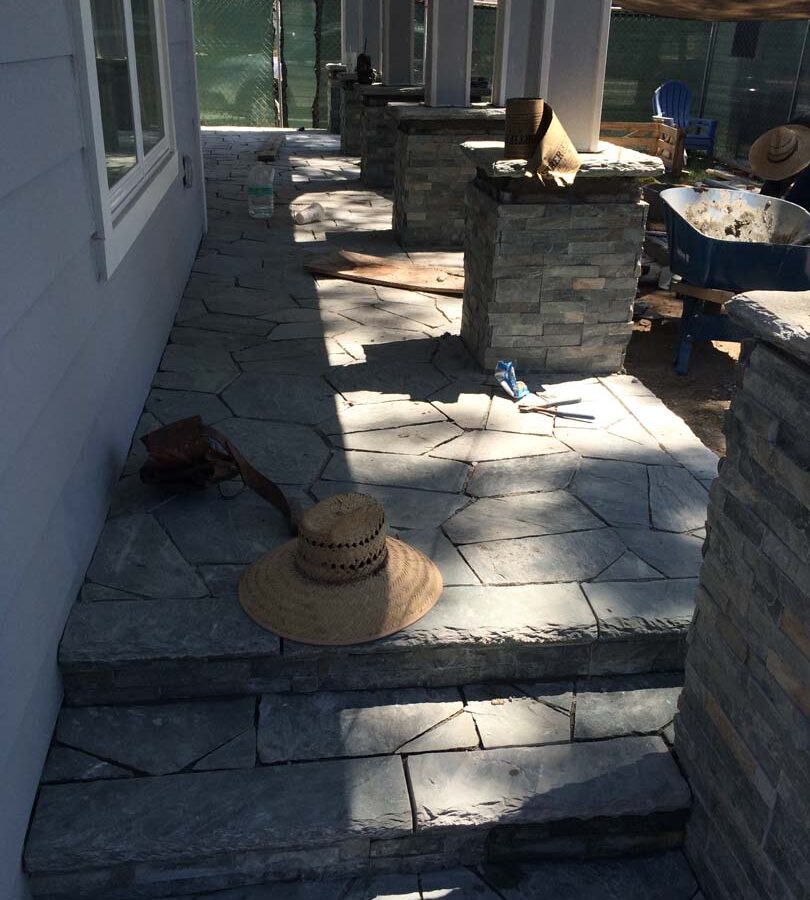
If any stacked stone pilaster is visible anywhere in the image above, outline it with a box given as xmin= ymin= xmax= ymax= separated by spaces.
xmin=360 ymin=86 xmax=423 ymax=188
xmin=339 ymin=75 xmax=363 ymax=155
xmin=676 ymin=292 xmax=810 ymax=900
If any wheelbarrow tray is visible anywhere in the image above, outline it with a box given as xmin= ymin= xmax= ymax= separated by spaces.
xmin=661 ymin=187 xmax=810 ymax=293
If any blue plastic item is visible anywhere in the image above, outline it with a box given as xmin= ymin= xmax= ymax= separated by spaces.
xmin=653 ymin=80 xmax=718 ymax=157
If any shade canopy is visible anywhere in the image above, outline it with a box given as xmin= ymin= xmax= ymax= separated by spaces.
xmin=617 ymin=1 xmax=810 ymax=20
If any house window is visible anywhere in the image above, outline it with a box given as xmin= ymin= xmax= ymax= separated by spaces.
xmin=75 ymin=0 xmax=178 ymax=277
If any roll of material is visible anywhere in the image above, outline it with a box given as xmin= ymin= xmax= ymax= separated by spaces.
xmin=505 ymin=98 xmax=581 ymax=186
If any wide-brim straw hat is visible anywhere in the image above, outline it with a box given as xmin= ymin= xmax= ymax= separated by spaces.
xmin=749 ymin=125 xmax=810 ymax=181
xmin=239 ymin=492 xmax=443 ymax=645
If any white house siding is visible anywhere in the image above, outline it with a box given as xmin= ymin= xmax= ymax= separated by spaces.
xmin=0 ymin=3 xmax=206 ymax=897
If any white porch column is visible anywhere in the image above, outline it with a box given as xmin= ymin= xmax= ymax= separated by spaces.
xmin=380 ymin=0 xmax=414 ymax=85
xmin=546 ymin=0 xmax=611 ymax=152
xmin=492 ymin=0 xmax=555 ymax=107
xmin=360 ymin=0 xmax=382 ymax=69
xmin=424 ymin=0 xmax=474 ymax=107
xmin=341 ymin=0 xmax=363 ymax=67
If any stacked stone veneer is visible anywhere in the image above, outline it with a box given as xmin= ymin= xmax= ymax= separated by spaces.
xmin=390 ymin=108 xmax=505 ymax=247
xmin=339 ymin=75 xmax=364 ymax=155
xmin=676 ymin=292 xmax=810 ymax=900
xmin=461 ymin=175 xmax=648 ymax=372
xmin=361 ymin=87 xmax=423 ymax=188
xmin=326 ymin=64 xmax=346 ymax=134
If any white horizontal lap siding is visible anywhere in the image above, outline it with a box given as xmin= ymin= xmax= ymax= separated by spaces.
xmin=0 ymin=3 xmax=204 ymax=898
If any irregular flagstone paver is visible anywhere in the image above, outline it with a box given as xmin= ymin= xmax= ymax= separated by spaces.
xmin=421 ymin=869 xmax=501 ymax=899
xmin=42 ymin=747 xmax=131 ymax=784
xmin=204 ymin=287 xmax=298 ymax=318
xmin=467 ymin=451 xmax=581 ymax=498
xmin=223 ymin=372 xmax=340 ymax=425
xmin=108 ymin=475 xmax=176 ymax=518
xmin=432 ymin=338 xmax=488 ymax=383
xmin=485 ymin=396 xmax=555 ymax=436
xmin=407 ymin=736 xmax=689 ymax=831
xmin=87 ymin=515 xmax=207 ymax=599
xmin=56 ymin=698 xmax=256 ymax=776
xmin=152 ymin=368 xmax=238 ymax=394
xmin=198 ymin=563 xmax=246 ymax=599
xmin=235 ymin=337 xmax=348 ymax=363
xmin=555 ymin=428 xmax=676 ymax=467
xmin=268 ymin=319 xmax=353 ymax=341
xmin=464 ymin=685 xmax=571 ymax=748
xmin=331 ymin=422 xmax=463 ymax=455
xmin=182 ymin=313 xmax=274 ymax=335
xmin=460 ymin=529 xmax=626 ymax=585
xmin=487 ymin=851 xmax=699 ymax=900
xmin=583 ymin=579 xmax=698 ymax=638
xmin=155 ymin=490 xmax=291 ymax=564
xmin=569 ymin=458 xmax=650 ymax=527
xmin=241 ymin=353 xmax=357 ymax=376
xmin=161 ymin=344 xmax=238 ymax=374
xmin=169 ymin=326 xmax=266 ymax=352
xmin=321 ymin=399 xmax=446 ymax=435
xmin=284 ymin=583 xmax=596 ymax=657
xmin=616 ymin=528 xmax=703 ymax=578
xmin=25 ymin=757 xmax=412 ymax=872
xmin=214 ymin=418 xmax=328 ymax=485
xmin=327 ymin=361 xmax=449 ymax=403
xmin=313 ymin=481 xmax=468 ymax=530
xmin=431 ymin=431 xmax=569 ymax=463
xmin=145 ymin=389 xmax=231 ymax=425
xmin=341 ymin=306 xmax=426 ymax=332
xmin=345 ymin=874 xmax=422 ymax=900
xmin=392 ymin=528 xmax=478 ymax=585
xmin=336 ymin=331 xmax=438 ymax=366
xmin=444 ymin=493 xmax=603 ymax=544
xmin=429 ymin=386 xmax=492 ymax=430
xmin=176 ymin=297 xmax=206 ymax=322
xmin=257 ymin=688 xmax=476 ymax=763
xmin=376 ymin=300 xmax=449 ymax=330
xmin=398 ymin=713 xmax=479 ymax=754
xmin=594 ymin=551 xmax=664 ymax=582
xmin=60 ymin=598 xmax=280 ymax=668
xmin=648 ymin=466 xmax=709 ymax=533
xmin=192 ymin=730 xmax=258 ymax=772
xmin=574 ymin=674 xmax=682 ymax=740
xmin=323 ymin=450 xmax=469 ymax=493
xmin=79 ymin=582 xmax=142 ymax=602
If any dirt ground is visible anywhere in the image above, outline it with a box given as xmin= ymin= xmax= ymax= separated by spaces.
xmin=625 ymin=299 xmax=739 ymax=457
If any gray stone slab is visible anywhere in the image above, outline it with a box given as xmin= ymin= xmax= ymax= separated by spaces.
xmin=321 ymin=399 xmax=446 ymax=435
xmin=376 ymin=300 xmax=449 ymax=330
xmin=170 ymin=327 xmax=266 ymax=352
xmin=570 ymin=459 xmax=650 ymax=527
xmin=727 ymin=290 xmax=810 ymax=367
xmin=108 ymin=475 xmax=176 ymax=518
xmin=182 ymin=313 xmax=274 ymax=335
xmin=616 ymin=528 xmax=703 ymax=578
xmin=467 ymin=451 xmax=581 ymax=498
xmin=444 ymin=493 xmax=603 ymax=544
xmin=594 ymin=551 xmax=664 ymax=582
xmin=161 ymin=344 xmax=239 ymax=375
xmin=486 ymin=397 xmax=555 ymax=438
xmin=146 ymin=389 xmax=231 ymax=425
xmin=42 ymin=747 xmax=131 ymax=784
xmin=323 ymin=450 xmax=468 ymax=493
xmin=341 ymin=305 xmax=427 ymax=333
xmin=214 ymin=418 xmax=329 ymax=485
xmin=583 ymin=579 xmax=698 ymax=638
xmin=79 ymin=583 xmax=142 ymax=602
xmin=268 ymin=319 xmax=353 ymax=341
xmin=421 ymin=869 xmax=501 ymax=898
xmin=284 ymin=583 xmax=596 ymax=657
xmin=399 ymin=713 xmax=479 ymax=754
xmin=258 ymin=688 xmax=474 ymax=762
xmin=464 ymin=685 xmax=571 ymax=749
xmin=460 ymin=529 xmax=625 ymax=585
xmin=26 ymin=756 xmax=412 ymax=872
xmin=407 ymin=736 xmax=689 ymax=831
xmin=193 ymin=730 xmax=257 ymax=772
xmin=332 ymin=422 xmax=463 ymax=455
xmin=555 ymin=429 xmax=676 ymax=466
xmin=648 ymin=466 xmax=709 ymax=533
xmin=155 ymin=490 xmax=291 ymax=564
xmin=431 ymin=431 xmax=568 ymax=463
xmin=313 ymin=481 xmax=467 ymax=529
xmin=575 ymin=675 xmax=682 ymax=740
xmin=392 ymin=528 xmax=478 ymax=585
xmin=87 ymin=515 xmax=207 ymax=599
xmin=152 ymin=369 xmax=239 ymax=394
xmin=198 ymin=564 xmax=246 ymax=600
xmin=59 ymin=598 xmax=280 ymax=668
xmin=235 ymin=338 xmax=349 ymax=364
xmin=189 ymin=879 xmax=349 ymax=899
xmin=327 ymin=360 xmax=449 ymax=403
xmin=487 ymin=852 xmax=699 ymax=899
xmin=204 ymin=287 xmax=300 ymax=318
xmin=56 ymin=698 xmax=255 ymax=776
xmin=345 ymin=874 xmax=421 ymax=900
xmin=430 ymin=386 xmax=492 ymax=430
xmin=223 ymin=373 xmax=341 ymax=425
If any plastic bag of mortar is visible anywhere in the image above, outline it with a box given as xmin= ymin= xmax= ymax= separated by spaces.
xmin=294 ymin=203 xmax=325 ymax=225
xmin=495 ymin=360 xmax=529 ymax=401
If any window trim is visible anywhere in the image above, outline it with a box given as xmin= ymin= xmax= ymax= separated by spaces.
xmin=73 ymin=0 xmax=178 ymax=279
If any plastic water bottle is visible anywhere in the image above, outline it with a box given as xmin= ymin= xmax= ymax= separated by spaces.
xmin=248 ymin=164 xmax=275 ymax=218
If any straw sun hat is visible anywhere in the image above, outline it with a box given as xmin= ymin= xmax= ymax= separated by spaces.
xmin=239 ymin=493 xmax=443 ymax=645
xmin=749 ymin=125 xmax=810 ymax=181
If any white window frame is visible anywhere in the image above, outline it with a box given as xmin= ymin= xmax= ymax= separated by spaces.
xmin=73 ymin=0 xmax=178 ymax=278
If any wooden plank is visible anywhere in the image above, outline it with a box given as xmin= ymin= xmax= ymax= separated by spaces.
xmin=673 ymin=279 xmax=734 ymax=306
xmin=305 ymin=250 xmax=465 ymax=296
xmin=618 ymin=1 xmax=806 ymax=20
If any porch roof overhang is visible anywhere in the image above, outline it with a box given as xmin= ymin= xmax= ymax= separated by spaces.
xmin=616 ymin=1 xmax=810 ymax=20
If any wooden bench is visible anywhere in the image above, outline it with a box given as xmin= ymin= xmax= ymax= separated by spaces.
xmin=600 ymin=121 xmax=686 ymax=176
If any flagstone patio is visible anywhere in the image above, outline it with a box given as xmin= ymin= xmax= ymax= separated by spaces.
xmin=25 ymin=129 xmax=715 ymax=900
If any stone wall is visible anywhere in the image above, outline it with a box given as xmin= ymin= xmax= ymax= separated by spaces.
xmin=339 ymin=76 xmax=363 ymax=155
xmin=676 ymin=292 xmax=810 ymax=900
xmin=390 ymin=108 xmax=505 ymax=247
xmin=360 ymin=89 xmax=423 ymax=188
xmin=326 ymin=64 xmax=346 ymax=134
xmin=461 ymin=177 xmax=647 ymax=372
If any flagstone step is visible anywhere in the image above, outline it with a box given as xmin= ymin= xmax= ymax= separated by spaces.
xmin=25 ymin=723 xmax=690 ymax=899
xmin=58 ymin=581 xmax=695 ymax=705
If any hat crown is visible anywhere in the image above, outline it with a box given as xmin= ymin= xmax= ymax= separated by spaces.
xmin=295 ymin=493 xmax=388 ymax=584
xmin=768 ymin=127 xmax=799 ymax=163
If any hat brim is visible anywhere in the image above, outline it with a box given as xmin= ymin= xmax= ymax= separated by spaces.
xmin=749 ymin=125 xmax=810 ymax=181
xmin=239 ymin=536 xmax=443 ymax=646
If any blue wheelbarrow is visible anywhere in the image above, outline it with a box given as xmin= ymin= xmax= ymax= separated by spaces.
xmin=660 ymin=187 xmax=810 ymax=374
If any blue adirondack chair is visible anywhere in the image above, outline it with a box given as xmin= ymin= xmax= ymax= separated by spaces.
xmin=654 ymin=80 xmax=718 ymax=157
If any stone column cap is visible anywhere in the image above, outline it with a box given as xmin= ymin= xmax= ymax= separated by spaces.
xmin=359 ymin=85 xmax=425 ymax=103
xmin=386 ymin=104 xmax=505 ymax=122
xmin=727 ymin=291 xmax=810 ymax=367
xmin=460 ymin=140 xmax=665 ymax=179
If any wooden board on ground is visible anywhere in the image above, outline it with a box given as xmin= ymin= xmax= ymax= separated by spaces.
xmin=257 ymin=134 xmax=286 ymax=161
xmin=305 ymin=250 xmax=465 ymax=296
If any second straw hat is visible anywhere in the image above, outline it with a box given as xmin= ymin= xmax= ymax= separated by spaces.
xmin=239 ymin=493 xmax=443 ymax=646
xmin=749 ymin=124 xmax=810 ymax=182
